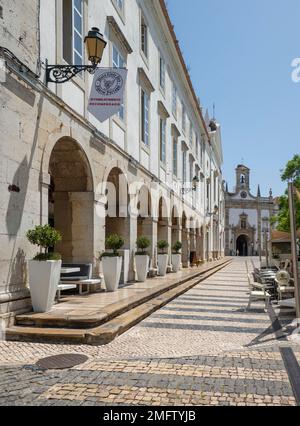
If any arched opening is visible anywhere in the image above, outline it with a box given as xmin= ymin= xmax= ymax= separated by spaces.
xmin=171 ymin=206 xmax=180 ymax=250
xmin=49 ymin=138 xmax=94 ymax=262
xmin=137 ymin=185 xmax=153 ymax=256
xmin=157 ymin=197 xmax=168 ymax=243
xmin=105 ymin=167 xmax=131 ymax=283
xmin=105 ymin=167 xmax=130 ymax=246
xmin=236 ymin=234 xmax=249 ymax=256
xmin=181 ymin=212 xmax=189 ymax=267
xmin=189 ymin=217 xmax=197 ymax=265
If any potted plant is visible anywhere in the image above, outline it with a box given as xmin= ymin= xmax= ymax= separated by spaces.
xmin=135 ymin=236 xmax=151 ymax=282
xmin=26 ymin=224 xmax=62 ymax=312
xmin=157 ymin=240 xmax=169 ymax=276
xmin=101 ymin=234 xmax=124 ymax=292
xmin=172 ymin=241 xmax=182 ymax=272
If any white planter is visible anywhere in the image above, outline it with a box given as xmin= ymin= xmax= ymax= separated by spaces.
xmin=28 ymin=260 xmax=62 ymax=313
xmin=102 ymin=256 xmax=122 ymax=292
xmin=172 ymin=254 xmax=181 ymax=273
xmin=135 ymin=255 xmax=149 ymax=282
xmin=157 ymin=254 xmax=168 ymax=276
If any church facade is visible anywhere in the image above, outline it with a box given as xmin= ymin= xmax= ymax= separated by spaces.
xmin=225 ymin=165 xmax=278 ymax=257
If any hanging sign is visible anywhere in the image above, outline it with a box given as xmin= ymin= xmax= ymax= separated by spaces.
xmin=88 ymin=68 xmax=128 ymax=123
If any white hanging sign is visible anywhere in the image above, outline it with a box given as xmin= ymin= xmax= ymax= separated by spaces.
xmin=88 ymin=68 xmax=128 ymax=123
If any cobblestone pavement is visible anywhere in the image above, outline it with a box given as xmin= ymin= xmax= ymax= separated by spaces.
xmin=0 ymin=258 xmax=299 ymax=406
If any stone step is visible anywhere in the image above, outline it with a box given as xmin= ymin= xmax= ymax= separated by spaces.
xmin=5 ymin=260 xmax=231 ymax=345
xmin=15 ymin=259 xmax=231 ymax=329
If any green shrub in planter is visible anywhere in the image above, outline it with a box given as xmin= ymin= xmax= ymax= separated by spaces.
xmin=26 ymin=225 xmax=62 ymax=261
xmin=136 ymin=236 xmax=151 ymax=255
xmin=157 ymin=240 xmax=169 ymax=254
xmin=101 ymin=234 xmax=125 ymax=258
xmin=172 ymin=241 xmax=182 ymax=254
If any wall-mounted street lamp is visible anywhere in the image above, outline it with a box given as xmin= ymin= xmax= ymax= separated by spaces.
xmin=181 ymin=176 xmax=200 ymax=194
xmin=206 ymin=205 xmax=219 ymax=218
xmin=46 ymin=27 xmax=107 ymax=84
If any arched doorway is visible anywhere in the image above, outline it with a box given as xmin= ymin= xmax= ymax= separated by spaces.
xmin=105 ymin=167 xmax=131 ymax=282
xmin=137 ymin=185 xmax=153 ymax=257
xmin=236 ymin=235 xmax=248 ymax=256
xmin=105 ymin=167 xmax=130 ymax=247
xmin=171 ymin=205 xmax=180 ymax=250
xmin=157 ymin=197 xmax=168 ymax=243
xmin=49 ymin=138 xmax=94 ymax=263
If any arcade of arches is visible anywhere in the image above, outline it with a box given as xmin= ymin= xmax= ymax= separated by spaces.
xmin=47 ymin=138 xmax=218 ymax=283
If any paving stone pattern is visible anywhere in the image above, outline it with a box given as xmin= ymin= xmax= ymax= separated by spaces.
xmin=0 ymin=258 xmax=299 ymax=406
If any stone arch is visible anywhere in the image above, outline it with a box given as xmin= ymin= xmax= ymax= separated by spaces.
xmin=157 ymin=196 xmax=169 ymax=244
xmin=136 ymin=184 xmax=155 ymax=259
xmin=236 ymin=234 xmax=249 ymax=256
xmin=42 ymin=133 xmax=97 ymax=192
xmin=48 ymin=137 xmax=94 ymax=262
xmin=171 ymin=205 xmax=180 ymax=250
xmin=105 ymin=167 xmax=130 ymax=250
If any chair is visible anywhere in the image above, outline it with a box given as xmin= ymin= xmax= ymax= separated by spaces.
xmin=246 ymin=273 xmax=271 ymax=312
xmin=270 ymin=259 xmax=280 ymax=270
xmin=274 ymin=273 xmax=295 ymax=301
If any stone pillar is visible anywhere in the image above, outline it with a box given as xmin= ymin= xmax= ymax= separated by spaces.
xmin=40 ymin=172 xmax=51 ymax=225
xmin=128 ymin=213 xmax=138 ymax=281
xmin=94 ymin=196 xmax=106 ymax=276
xmin=152 ymin=219 xmax=158 ymax=268
xmin=182 ymin=227 xmax=190 ymax=268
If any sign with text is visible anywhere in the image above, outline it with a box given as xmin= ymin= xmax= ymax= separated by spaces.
xmin=88 ymin=68 xmax=127 ymax=123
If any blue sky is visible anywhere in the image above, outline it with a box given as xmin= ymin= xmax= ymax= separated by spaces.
xmin=167 ymin=0 xmax=300 ymax=196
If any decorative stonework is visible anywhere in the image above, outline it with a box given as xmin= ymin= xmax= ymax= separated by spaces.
xmin=225 ymin=165 xmax=278 ymax=256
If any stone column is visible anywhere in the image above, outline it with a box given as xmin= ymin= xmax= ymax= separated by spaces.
xmin=94 ymin=196 xmax=106 ymax=276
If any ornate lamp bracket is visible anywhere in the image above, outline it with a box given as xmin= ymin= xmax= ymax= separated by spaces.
xmin=46 ymin=63 xmax=97 ymax=84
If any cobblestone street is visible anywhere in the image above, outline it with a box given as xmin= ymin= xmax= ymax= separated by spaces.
xmin=0 ymin=258 xmax=299 ymax=406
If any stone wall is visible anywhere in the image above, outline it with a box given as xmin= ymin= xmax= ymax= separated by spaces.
xmin=0 ymin=0 xmax=40 ymax=74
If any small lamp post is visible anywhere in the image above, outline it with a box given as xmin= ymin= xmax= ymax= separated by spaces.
xmin=46 ymin=27 xmax=107 ymax=84
xmin=181 ymin=176 xmax=200 ymax=194
xmin=206 ymin=205 xmax=219 ymax=218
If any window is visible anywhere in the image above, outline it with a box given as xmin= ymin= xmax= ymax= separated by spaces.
xmin=189 ymin=158 xmax=194 ymax=183
xmin=213 ymin=176 xmax=216 ymax=201
xmin=172 ymin=83 xmax=177 ymax=117
xmin=160 ymin=118 xmax=166 ymax=164
xmin=182 ymin=149 xmax=187 ymax=183
xmin=182 ymin=104 xmax=186 ymax=133
xmin=112 ymin=45 xmax=125 ymax=121
xmin=196 ymin=135 xmax=199 ymax=158
xmin=141 ymin=89 xmax=149 ymax=146
xmin=63 ymin=0 xmax=83 ymax=66
xmin=206 ymin=181 xmax=210 ymax=206
xmin=189 ymin=120 xmax=193 ymax=146
xmin=173 ymin=138 xmax=178 ymax=176
xmin=141 ymin=15 xmax=148 ymax=58
xmin=159 ymin=56 xmax=165 ymax=91
xmin=115 ymin=0 xmax=124 ymax=12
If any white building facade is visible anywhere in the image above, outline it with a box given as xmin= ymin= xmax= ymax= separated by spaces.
xmin=0 ymin=0 xmax=225 ymax=325
xmin=225 ymin=165 xmax=277 ymax=257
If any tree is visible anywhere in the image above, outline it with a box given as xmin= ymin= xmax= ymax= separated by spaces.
xmin=273 ymin=155 xmax=300 ymax=232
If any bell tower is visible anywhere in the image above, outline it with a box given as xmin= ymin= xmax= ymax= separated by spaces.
xmin=236 ymin=165 xmax=250 ymax=192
